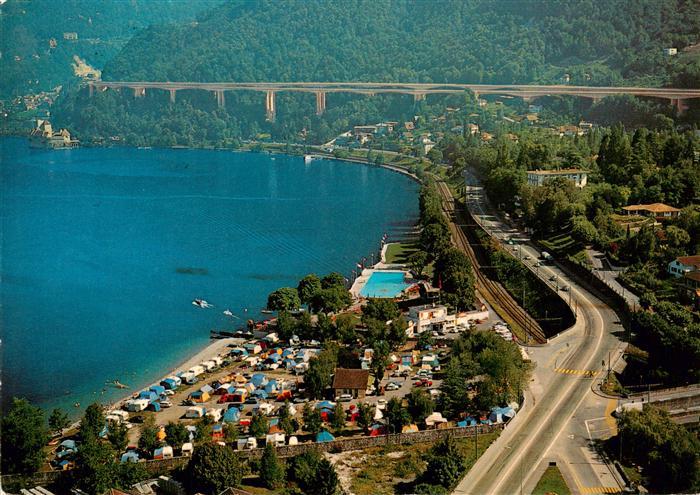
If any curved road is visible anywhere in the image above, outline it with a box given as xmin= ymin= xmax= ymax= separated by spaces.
xmin=453 ymin=175 xmax=623 ymax=494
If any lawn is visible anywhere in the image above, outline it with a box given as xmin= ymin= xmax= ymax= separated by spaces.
xmin=384 ymin=242 xmax=418 ymax=264
xmin=532 ymin=465 xmax=572 ymax=495
xmin=345 ymin=432 xmax=500 ymax=495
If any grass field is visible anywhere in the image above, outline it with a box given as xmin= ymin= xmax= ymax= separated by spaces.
xmin=384 ymin=241 xmax=417 ymax=264
xmin=532 ymin=465 xmax=572 ymax=495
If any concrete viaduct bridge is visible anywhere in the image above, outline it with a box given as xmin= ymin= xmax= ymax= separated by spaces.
xmin=88 ymin=81 xmax=700 ymax=121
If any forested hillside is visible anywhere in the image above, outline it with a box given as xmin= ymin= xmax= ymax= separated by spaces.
xmin=0 ymin=0 xmax=217 ymax=97
xmin=104 ymin=0 xmax=700 ymax=86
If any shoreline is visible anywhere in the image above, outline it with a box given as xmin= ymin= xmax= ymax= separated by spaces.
xmin=6 ymin=139 xmax=422 ymax=416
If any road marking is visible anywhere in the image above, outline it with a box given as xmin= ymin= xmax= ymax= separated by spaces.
xmin=555 ymin=368 xmax=599 ymax=376
xmin=580 ymin=487 xmax=620 ymax=494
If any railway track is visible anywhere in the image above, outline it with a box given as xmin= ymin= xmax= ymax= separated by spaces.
xmin=435 ymin=180 xmax=547 ymax=344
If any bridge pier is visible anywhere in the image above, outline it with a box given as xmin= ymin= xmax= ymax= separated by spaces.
xmin=133 ymin=87 xmax=146 ymax=98
xmin=88 ymin=83 xmax=94 ymax=97
xmin=265 ymin=90 xmax=276 ymax=121
xmin=169 ymin=89 xmax=177 ymax=104
xmin=413 ymin=92 xmax=426 ymax=102
xmin=315 ymin=91 xmax=326 ymax=116
xmin=671 ymin=98 xmax=689 ymax=115
xmin=214 ymin=89 xmax=225 ymax=108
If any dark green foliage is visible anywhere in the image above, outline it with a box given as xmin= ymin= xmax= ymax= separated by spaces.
xmin=418 ymin=436 xmax=468 ymax=489
xmin=288 ymin=450 xmax=341 ymax=495
xmin=302 ymin=403 xmax=323 ymax=435
xmin=259 ymin=444 xmax=285 ymax=489
xmin=312 ymin=286 xmax=352 ymax=314
xmin=408 ymin=250 xmax=429 ymax=276
xmin=0 ymin=398 xmax=48 ymax=474
xmin=48 ymin=408 xmax=71 ymax=434
xmin=106 ymin=420 xmax=129 ymax=452
xmin=74 ymin=436 xmax=148 ymax=495
xmin=304 ymin=344 xmax=339 ymax=399
xmin=616 ymin=407 xmax=700 ymax=493
xmin=321 ymin=272 xmax=346 ymax=290
xmin=406 ymin=389 xmax=435 ymax=423
xmin=331 ymin=403 xmax=346 ymax=433
xmin=355 ymin=402 xmax=374 ymax=432
xmin=276 ymin=311 xmax=298 ymax=341
xmin=139 ymin=418 xmax=163 ymax=454
xmin=80 ymin=402 xmax=106 ymax=441
xmin=164 ymin=421 xmax=190 ymax=448
xmin=362 ymin=298 xmax=401 ymax=324
xmin=278 ymin=402 xmax=299 ymax=437
xmin=433 ymin=248 xmax=476 ymax=310
xmin=250 ymin=411 xmax=270 ymax=438
xmin=385 ymin=397 xmax=411 ymax=432
xmin=186 ymin=443 xmax=245 ymax=495
xmin=267 ymin=287 xmax=301 ymax=312
xmin=297 ymin=274 xmax=322 ymax=305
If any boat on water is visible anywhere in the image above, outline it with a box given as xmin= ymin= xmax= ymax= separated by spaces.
xmin=223 ymin=309 xmax=234 ymax=317
xmin=304 ymin=155 xmax=314 ymax=164
xmin=192 ymin=299 xmax=213 ymax=308
xmin=261 ymin=309 xmax=274 ymax=314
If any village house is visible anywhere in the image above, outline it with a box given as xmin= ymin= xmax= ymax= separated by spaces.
xmin=622 ymin=203 xmax=681 ymax=220
xmin=526 ymin=169 xmax=588 ymax=188
xmin=406 ymin=303 xmax=488 ymax=335
xmin=331 ymin=368 xmax=370 ymax=399
xmin=668 ymin=255 xmax=700 ymax=278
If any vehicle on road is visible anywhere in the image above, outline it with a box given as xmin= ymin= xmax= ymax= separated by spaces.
xmin=160 ymin=400 xmax=172 ymax=408
xmin=416 ymin=378 xmax=433 ymax=387
xmin=549 ymin=275 xmax=557 ymax=281
xmin=561 ymin=286 xmax=570 ymax=292
xmin=385 ymin=382 xmax=401 ymax=391
xmin=338 ymin=394 xmax=353 ymax=402
xmin=376 ymin=399 xmax=387 ymax=409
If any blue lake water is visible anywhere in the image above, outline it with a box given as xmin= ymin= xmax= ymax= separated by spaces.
xmin=0 ymin=138 xmax=418 ymax=414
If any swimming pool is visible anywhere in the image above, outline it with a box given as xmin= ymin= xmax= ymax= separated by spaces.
xmin=360 ymin=271 xmax=412 ymax=298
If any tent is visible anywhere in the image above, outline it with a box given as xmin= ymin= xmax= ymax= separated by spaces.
xmin=266 ymin=432 xmax=286 ymax=447
xmin=121 ymin=451 xmax=140 ymax=463
xmin=149 ymin=385 xmax=166 ymax=396
xmin=212 ymin=424 xmax=224 ymax=439
xmin=200 ymin=384 xmax=214 ymax=395
xmin=186 ymin=406 xmax=206 ymax=419
xmin=147 ymin=401 xmax=161 ymax=412
xmin=316 ymin=400 xmax=335 ymax=410
xmin=138 ymin=390 xmax=158 ymax=402
xmin=425 ymin=412 xmax=448 ymax=427
xmin=223 ymin=408 xmax=241 ymax=423
xmin=181 ymin=443 xmax=194 ymax=456
xmin=251 ymin=389 xmax=268 ymax=399
xmin=215 ymin=383 xmax=235 ymax=395
xmin=251 ymin=373 xmax=268 ymax=388
xmin=369 ymin=424 xmax=386 ymax=436
xmin=316 ymin=430 xmax=335 ymax=443
xmin=488 ymin=406 xmax=516 ymax=424
xmin=153 ymin=446 xmax=173 ymax=460
xmin=190 ymin=390 xmax=210 ymax=403
xmin=160 ymin=378 xmax=178 ymax=390
xmin=60 ymin=439 xmax=77 ymax=451
xmin=276 ymin=390 xmax=293 ymax=402
xmin=402 ymin=424 xmax=419 ymax=433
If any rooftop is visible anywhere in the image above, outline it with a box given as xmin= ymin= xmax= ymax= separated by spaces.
xmin=622 ymin=203 xmax=681 ymax=213
xmin=677 ymin=255 xmax=700 ymax=269
xmin=332 ymin=368 xmax=370 ymax=390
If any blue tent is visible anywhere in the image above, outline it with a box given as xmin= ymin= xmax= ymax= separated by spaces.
xmin=252 ymin=389 xmax=268 ymax=399
xmin=282 ymin=348 xmax=294 ymax=357
xmin=148 ymin=401 xmax=161 ymax=412
xmin=316 ymin=430 xmax=335 ymax=443
xmin=457 ymin=420 xmax=468 ymax=428
xmin=219 ymin=383 xmax=236 ymax=394
xmin=489 ymin=406 xmax=515 ymax=424
xmin=251 ymin=373 xmax=268 ymax=388
xmin=150 ymin=385 xmax=166 ymax=396
xmin=161 ymin=378 xmax=178 ymax=390
xmin=268 ymin=354 xmax=281 ymax=363
xmin=264 ymin=380 xmax=278 ymax=394
xmin=269 ymin=418 xmax=279 ymax=426
xmin=121 ymin=451 xmax=140 ymax=463
xmin=283 ymin=358 xmax=296 ymax=369
xmin=139 ymin=390 xmax=158 ymax=401
xmin=223 ymin=408 xmax=240 ymax=423
xmin=316 ymin=400 xmax=335 ymax=410
xmin=60 ymin=439 xmax=77 ymax=450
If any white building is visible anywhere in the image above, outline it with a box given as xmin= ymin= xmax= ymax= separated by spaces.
xmin=668 ymin=255 xmax=700 ymax=278
xmin=526 ymin=169 xmax=588 ymax=188
xmin=406 ymin=304 xmax=488 ymax=335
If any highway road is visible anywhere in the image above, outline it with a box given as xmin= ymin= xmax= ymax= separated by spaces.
xmin=452 ymin=173 xmax=626 ymax=495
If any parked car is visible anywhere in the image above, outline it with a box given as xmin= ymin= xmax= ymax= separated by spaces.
xmin=245 ymin=397 xmax=259 ymax=405
xmin=160 ymin=400 xmax=172 ymax=408
xmin=163 ymin=390 xmax=175 ymax=396
xmin=385 ymin=382 xmax=400 ymax=391
xmin=561 ymin=286 xmax=570 ymax=292
xmin=416 ymin=378 xmax=433 ymax=387
xmin=376 ymin=399 xmax=387 ymax=409
xmin=293 ymin=397 xmax=309 ymax=404
xmin=549 ymin=275 xmax=557 ymax=281
xmin=338 ymin=394 xmax=353 ymax=402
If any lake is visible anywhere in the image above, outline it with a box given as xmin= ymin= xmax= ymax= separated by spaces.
xmin=0 ymin=138 xmax=418 ymax=414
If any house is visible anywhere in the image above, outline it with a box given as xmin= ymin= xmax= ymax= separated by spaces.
xmin=467 ymin=123 xmax=479 ymax=135
xmin=682 ymin=271 xmax=700 ymax=309
xmin=404 ymin=121 xmax=415 ymax=131
xmin=331 ymin=368 xmax=370 ymax=399
xmin=63 ymin=32 xmax=78 ymax=40
xmin=526 ymin=169 xmax=588 ymax=188
xmin=622 ymin=203 xmax=681 ymax=220
xmin=668 ymin=255 xmax=700 ymax=277
xmin=664 ymin=47 xmax=678 ymax=56
xmin=406 ymin=304 xmax=485 ymax=335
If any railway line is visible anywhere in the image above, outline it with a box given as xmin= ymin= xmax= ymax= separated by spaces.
xmin=435 ymin=180 xmax=547 ymax=344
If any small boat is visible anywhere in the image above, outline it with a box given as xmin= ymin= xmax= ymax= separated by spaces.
xmin=304 ymin=155 xmax=314 ymax=164
xmin=193 ymin=299 xmax=213 ymax=308
xmin=261 ymin=309 xmax=274 ymax=314
xmin=223 ymin=309 xmax=234 ymax=317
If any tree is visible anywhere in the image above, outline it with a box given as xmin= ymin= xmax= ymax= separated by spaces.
xmin=408 ymin=250 xmax=429 ymax=277
xmin=107 ymin=420 xmax=129 ymax=452
xmin=81 ymin=402 xmax=106 ymax=440
xmin=48 ymin=408 xmax=71 ymax=434
xmin=433 ymin=248 xmax=476 ymax=310
xmin=250 ymin=411 xmax=269 ymax=438
xmin=297 ymin=273 xmax=322 ymax=305
xmin=419 ymin=437 xmax=468 ymax=489
xmin=267 ymin=287 xmax=301 ymax=312
xmin=139 ymin=421 xmax=162 ymax=455
xmin=335 ymin=313 xmax=358 ymax=344
xmin=164 ymin=421 xmax=189 ymax=448
xmin=315 ymin=458 xmax=341 ymax=495
xmin=385 ymin=397 xmax=411 ymax=432
xmin=276 ymin=311 xmax=298 ymax=341
xmin=439 ymin=357 xmax=473 ymax=419
xmin=0 ymin=398 xmax=48 ymax=474
xmin=370 ymin=340 xmax=391 ymax=392
xmin=304 ymin=346 xmax=338 ymax=399
xmin=362 ymin=298 xmax=400 ymax=324
xmin=223 ymin=423 xmax=239 ymax=444
xmin=407 ymin=389 xmax=435 ymax=423
xmin=194 ymin=415 xmax=213 ymax=444
xmin=418 ymin=331 xmax=435 ymax=350
xmin=302 ymin=403 xmax=323 ymax=435
xmin=313 ymin=286 xmax=351 ymax=313
xmin=355 ymin=402 xmax=374 ymax=432
xmin=331 ymin=403 xmax=346 ymax=433
xmin=278 ymin=402 xmax=299 ymax=437
xmin=321 ymin=272 xmax=346 ymax=289
xmin=289 ymin=450 xmax=322 ymax=489
xmin=74 ymin=436 xmax=117 ymax=495
xmin=259 ymin=444 xmax=285 ymax=489
xmin=186 ymin=443 xmax=245 ymax=495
